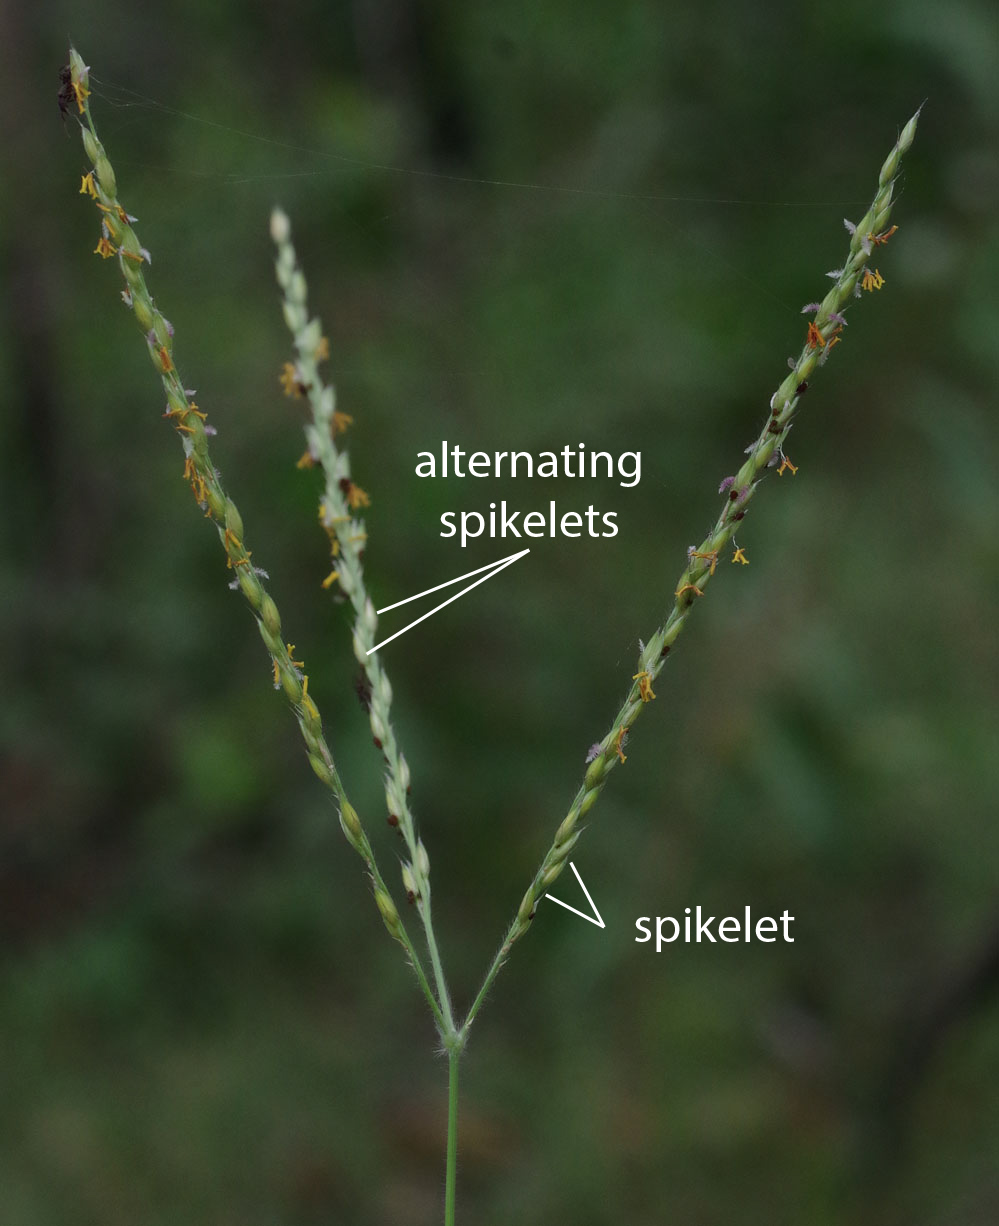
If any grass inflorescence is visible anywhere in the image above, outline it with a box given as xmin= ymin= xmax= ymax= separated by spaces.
xmin=65 ymin=44 xmax=920 ymax=1221
xmin=66 ymin=47 xmax=446 ymax=1033
xmin=271 ymin=207 xmax=456 ymax=1038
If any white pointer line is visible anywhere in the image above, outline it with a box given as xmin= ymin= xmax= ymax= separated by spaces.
xmin=376 ymin=549 xmax=530 ymax=614
xmin=367 ymin=548 xmax=530 ymax=654
xmin=544 ymin=862 xmax=606 ymax=928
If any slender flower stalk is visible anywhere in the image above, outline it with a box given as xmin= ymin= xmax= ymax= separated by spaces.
xmin=65 ymin=48 xmax=445 ymax=1034
xmin=445 ymin=1047 xmax=460 ymax=1226
xmin=462 ymin=106 xmax=922 ymax=1034
xmin=270 ymin=210 xmax=457 ymax=1039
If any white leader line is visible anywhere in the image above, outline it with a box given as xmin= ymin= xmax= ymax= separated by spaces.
xmin=376 ymin=548 xmax=530 ymax=614
xmin=367 ymin=548 xmax=530 ymax=654
xmin=544 ymin=862 xmax=606 ymax=928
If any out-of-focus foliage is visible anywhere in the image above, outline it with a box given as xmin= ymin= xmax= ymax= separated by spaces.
xmin=1 ymin=1 xmax=997 ymax=1223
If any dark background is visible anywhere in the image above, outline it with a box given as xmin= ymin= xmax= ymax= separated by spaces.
xmin=2 ymin=1 xmax=997 ymax=1223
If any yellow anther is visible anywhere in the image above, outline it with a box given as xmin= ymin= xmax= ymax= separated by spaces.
xmin=344 ymin=483 xmax=371 ymax=510
xmin=777 ymin=455 xmax=798 ymax=477
xmin=80 ymin=172 xmax=97 ymax=199
xmin=731 ymin=546 xmax=749 ymax=565
xmin=632 ymin=671 xmax=656 ymax=703
xmin=280 ymin=362 xmax=305 ymax=398
xmin=869 ymin=225 xmax=897 ymax=246
xmin=165 ymin=402 xmax=205 ymax=428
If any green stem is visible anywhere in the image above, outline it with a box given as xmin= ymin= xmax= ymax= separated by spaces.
xmin=445 ymin=1045 xmax=460 ymax=1226
xmin=390 ymin=903 xmax=447 ymax=1033
xmin=462 ymin=942 xmax=507 ymax=1037
xmin=421 ymin=892 xmax=456 ymax=1036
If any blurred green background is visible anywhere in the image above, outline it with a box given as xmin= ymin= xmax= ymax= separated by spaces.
xmin=2 ymin=1 xmax=997 ymax=1223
